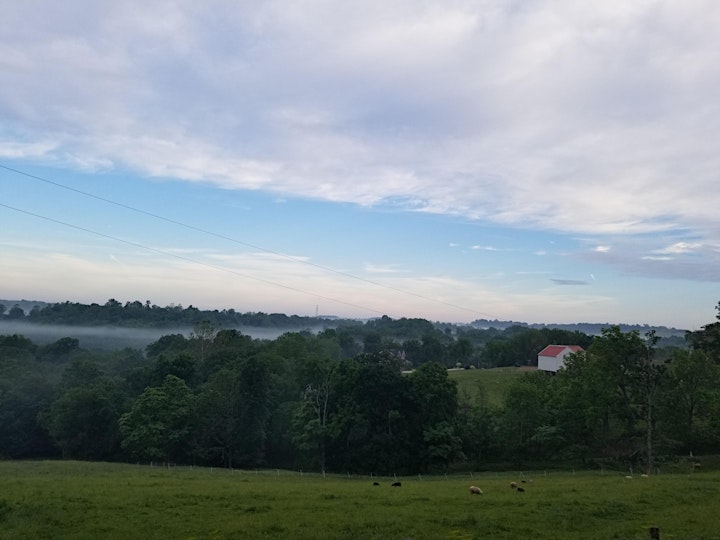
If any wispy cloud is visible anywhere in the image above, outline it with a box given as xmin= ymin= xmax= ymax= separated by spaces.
xmin=551 ymin=278 xmax=589 ymax=286
xmin=363 ymin=263 xmax=408 ymax=274
xmin=657 ymin=242 xmax=703 ymax=255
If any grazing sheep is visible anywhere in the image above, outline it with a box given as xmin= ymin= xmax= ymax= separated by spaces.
xmin=469 ymin=486 xmax=483 ymax=495
xmin=391 ymin=481 xmax=402 ymax=487
xmin=516 ymin=486 xmax=525 ymax=492
xmin=510 ymin=482 xmax=518 ymax=489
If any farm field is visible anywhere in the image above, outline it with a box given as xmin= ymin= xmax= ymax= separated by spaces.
xmin=1 ymin=460 xmax=718 ymax=539
xmin=448 ymin=366 xmax=533 ymax=407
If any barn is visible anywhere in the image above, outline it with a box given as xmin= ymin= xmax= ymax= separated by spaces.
xmin=537 ymin=345 xmax=584 ymax=373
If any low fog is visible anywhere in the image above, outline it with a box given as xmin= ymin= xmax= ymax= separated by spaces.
xmin=0 ymin=321 xmax=317 ymax=351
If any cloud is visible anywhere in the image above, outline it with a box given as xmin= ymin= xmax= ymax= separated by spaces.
xmin=642 ymin=255 xmax=673 ymax=261
xmin=363 ymin=263 xmax=408 ymax=274
xmin=579 ymin=237 xmax=720 ymax=282
xmin=1 ymin=0 xmax=720 ymax=267
xmin=551 ymin=278 xmax=589 ymax=286
xmin=657 ymin=242 xmax=703 ymax=254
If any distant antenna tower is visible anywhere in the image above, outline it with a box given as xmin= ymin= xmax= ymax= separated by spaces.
xmin=315 ymin=304 xmax=319 ymax=317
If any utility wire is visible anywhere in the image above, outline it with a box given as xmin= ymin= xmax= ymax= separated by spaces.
xmin=1 ymin=163 xmax=495 ymax=318
xmin=0 ymin=201 xmax=385 ymax=316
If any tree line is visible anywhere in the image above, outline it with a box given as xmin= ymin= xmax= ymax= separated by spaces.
xmin=1 ymin=303 xmax=718 ymax=474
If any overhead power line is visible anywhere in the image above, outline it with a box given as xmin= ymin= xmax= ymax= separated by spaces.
xmin=0 ymin=201 xmax=386 ymax=316
xmin=0 ymin=163 xmax=496 ymax=319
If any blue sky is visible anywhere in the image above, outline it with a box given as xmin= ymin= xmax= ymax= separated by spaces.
xmin=1 ymin=1 xmax=719 ymax=329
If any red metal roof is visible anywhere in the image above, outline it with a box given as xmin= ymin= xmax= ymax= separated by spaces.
xmin=538 ymin=345 xmax=584 ymax=357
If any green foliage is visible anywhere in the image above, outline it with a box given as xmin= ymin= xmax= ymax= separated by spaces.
xmin=660 ymin=348 xmax=720 ymax=451
xmin=38 ymin=337 xmax=80 ymax=362
xmin=480 ymin=327 xmax=594 ymax=368
xmin=0 ymin=367 xmax=56 ymax=458
xmin=0 ymin=300 xmax=717 ymax=473
xmin=0 ymin=334 xmax=37 ymax=355
xmin=26 ymin=299 xmax=334 ymax=329
xmin=42 ymin=380 xmax=123 ymax=460
xmin=119 ymin=375 xmax=196 ymax=462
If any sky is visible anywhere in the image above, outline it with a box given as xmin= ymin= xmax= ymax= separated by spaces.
xmin=1 ymin=1 xmax=719 ymax=330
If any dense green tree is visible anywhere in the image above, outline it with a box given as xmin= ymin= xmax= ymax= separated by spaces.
xmin=146 ymin=334 xmax=188 ymax=359
xmin=407 ymin=362 xmax=460 ymax=470
xmin=152 ymin=353 xmax=198 ymax=388
xmin=7 ymin=304 xmax=25 ymax=320
xmin=292 ymin=352 xmax=339 ymax=471
xmin=200 ymin=330 xmax=255 ymax=380
xmin=685 ymin=301 xmax=720 ymax=360
xmin=234 ymin=357 xmax=272 ymax=466
xmin=119 ymin=375 xmax=196 ymax=463
xmin=420 ymin=334 xmax=446 ymax=366
xmin=589 ymin=327 xmax=663 ymax=473
xmin=661 ymin=348 xmax=720 ymax=451
xmin=499 ymin=372 xmax=555 ymax=462
xmin=324 ymin=353 xmax=411 ymax=473
xmin=195 ymin=353 xmax=273 ymax=468
xmin=195 ymin=369 xmax=244 ymax=467
xmin=422 ymin=421 xmax=463 ymax=471
xmin=455 ymin=386 xmax=500 ymax=466
xmin=448 ymin=337 xmax=474 ymax=367
xmin=0 ymin=362 xmax=56 ymax=458
xmin=38 ymin=337 xmax=81 ymax=362
xmin=362 ymin=332 xmax=383 ymax=354
xmin=554 ymin=350 xmax=616 ymax=460
xmin=42 ymin=381 xmax=123 ymax=460
xmin=0 ymin=334 xmax=37 ymax=357
xmin=59 ymin=359 xmax=102 ymax=389
xmin=190 ymin=320 xmax=218 ymax=363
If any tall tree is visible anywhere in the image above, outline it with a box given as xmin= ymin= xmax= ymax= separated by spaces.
xmin=408 ymin=362 xmax=461 ymax=470
xmin=119 ymin=375 xmax=196 ymax=463
xmin=589 ymin=327 xmax=664 ymax=473
xmin=43 ymin=381 xmax=123 ymax=460
xmin=292 ymin=354 xmax=338 ymax=472
xmin=500 ymin=372 xmax=554 ymax=461
xmin=661 ymin=348 xmax=720 ymax=451
xmin=195 ymin=369 xmax=244 ymax=468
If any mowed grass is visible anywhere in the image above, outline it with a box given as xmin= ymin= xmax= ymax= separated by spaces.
xmin=449 ymin=366 xmax=533 ymax=407
xmin=1 ymin=461 xmax=719 ymax=539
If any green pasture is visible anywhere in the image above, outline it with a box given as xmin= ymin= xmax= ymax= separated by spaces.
xmin=1 ymin=461 xmax=718 ymax=539
xmin=449 ymin=366 xmax=531 ymax=407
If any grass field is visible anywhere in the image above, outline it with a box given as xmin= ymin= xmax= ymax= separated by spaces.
xmin=448 ymin=366 xmax=533 ymax=407
xmin=1 ymin=460 xmax=718 ymax=539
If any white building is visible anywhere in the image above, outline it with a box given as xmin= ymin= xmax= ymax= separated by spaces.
xmin=537 ymin=345 xmax=584 ymax=373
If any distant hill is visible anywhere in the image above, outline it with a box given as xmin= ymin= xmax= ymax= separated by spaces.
xmin=0 ymin=299 xmax=50 ymax=314
xmin=1 ymin=298 xmax=689 ymax=341
xmin=470 ymin=318 xmax=687 ymax=339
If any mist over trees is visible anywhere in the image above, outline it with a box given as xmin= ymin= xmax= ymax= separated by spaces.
xmin=1 ymin=299 xmax=718 ymax=474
